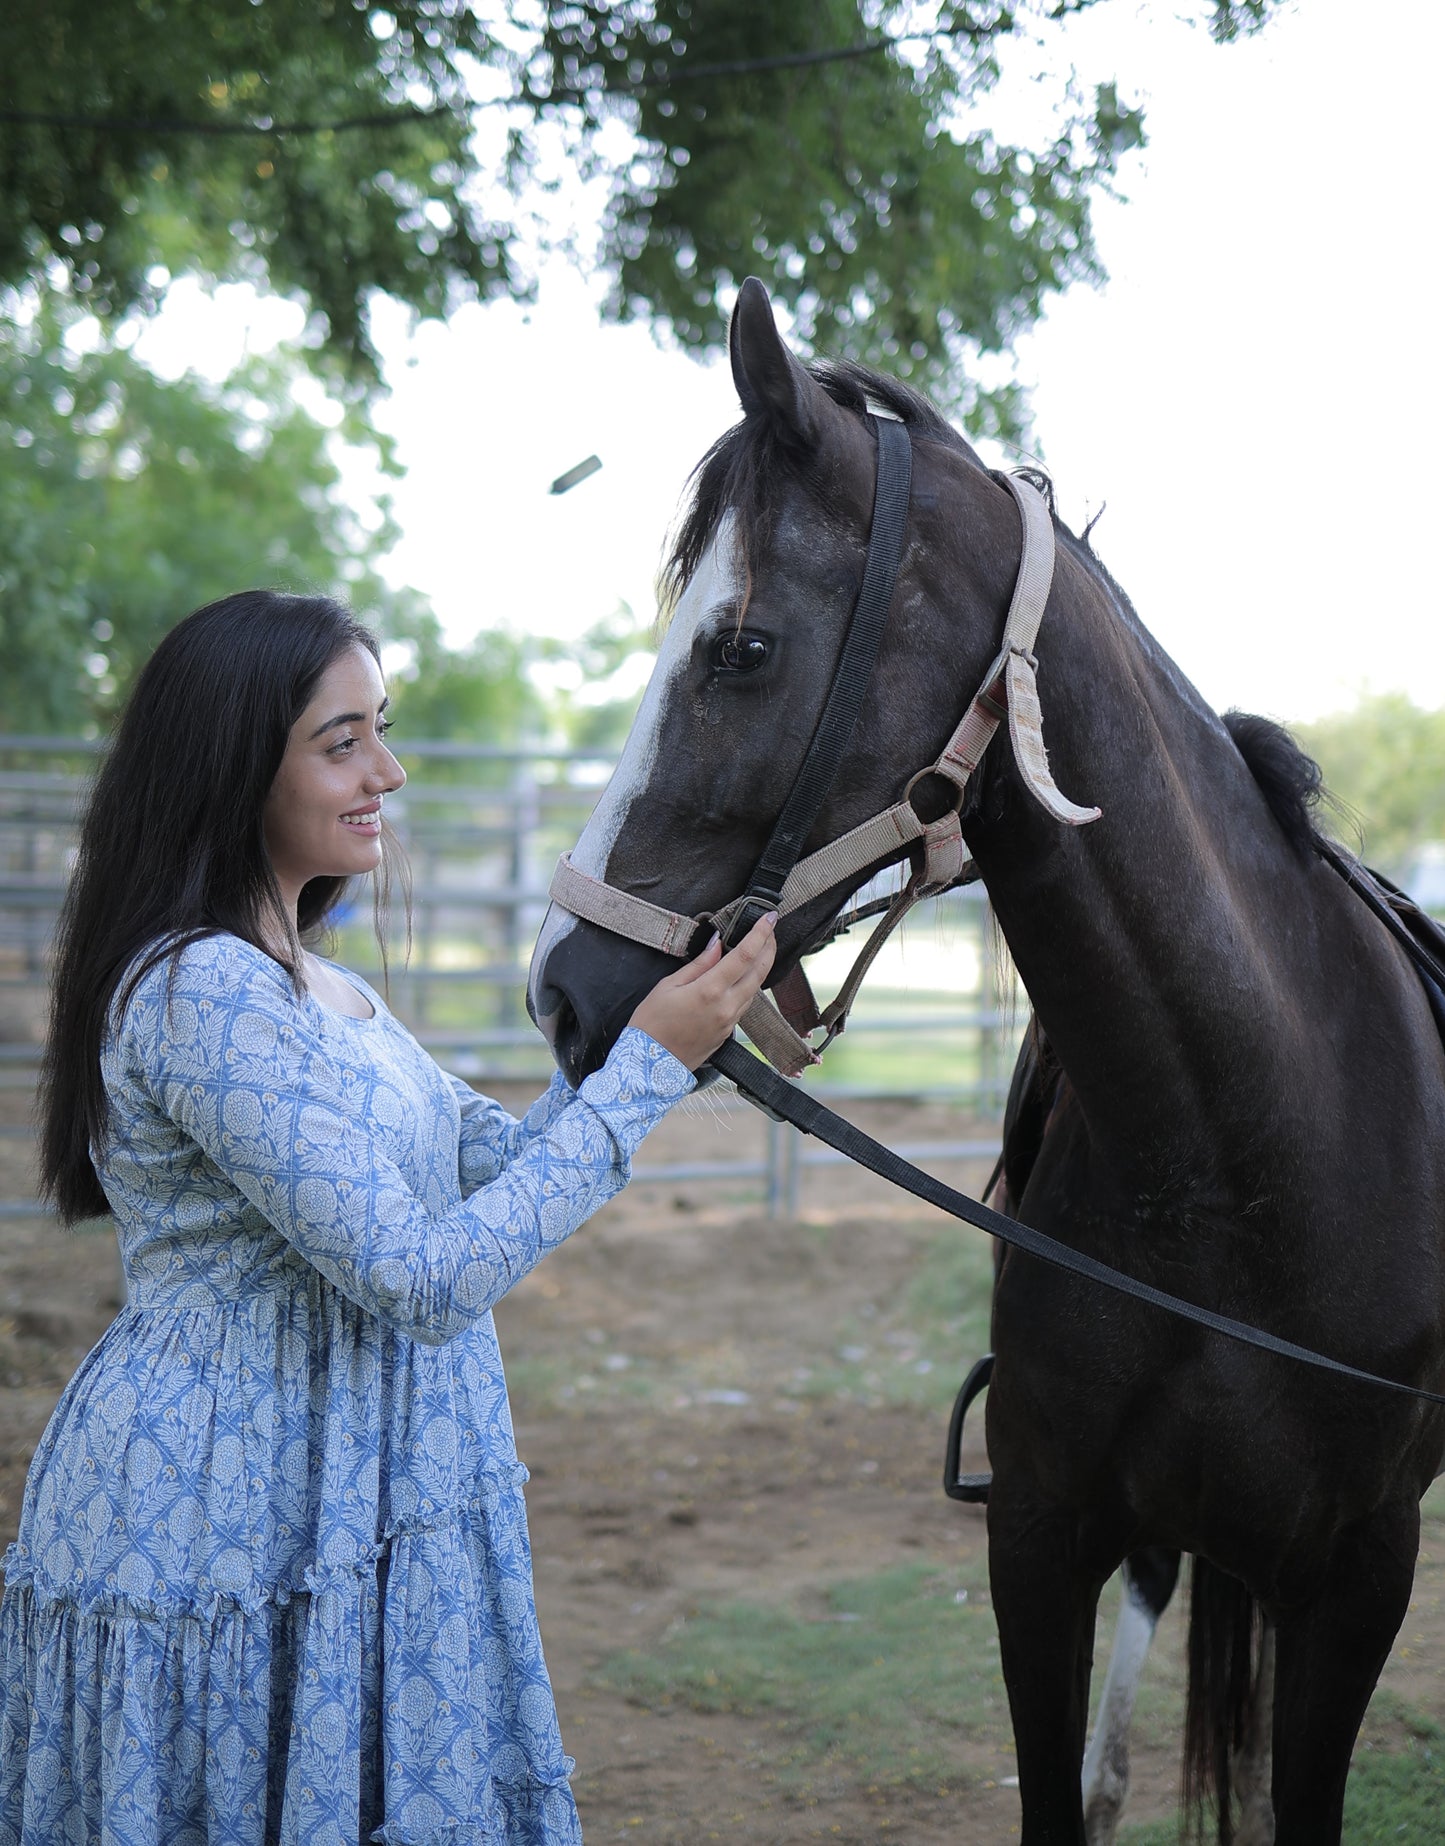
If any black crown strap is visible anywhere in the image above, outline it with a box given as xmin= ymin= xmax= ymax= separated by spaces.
xmin=729 ymin=415 xmax=913 ymax=936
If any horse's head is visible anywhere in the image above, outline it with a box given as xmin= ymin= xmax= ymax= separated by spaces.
xmin=528 ymin=277 xmax=1049 ymax=1086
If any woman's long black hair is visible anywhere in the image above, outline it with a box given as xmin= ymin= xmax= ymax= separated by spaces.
xmin=40 ymin=589 xmax=401 ymax=1224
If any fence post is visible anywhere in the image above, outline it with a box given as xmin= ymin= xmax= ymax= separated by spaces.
xmin=766 ymin=1115 xmax=784 ymax=1218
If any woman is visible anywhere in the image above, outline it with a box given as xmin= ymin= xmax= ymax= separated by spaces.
xmin=0 ymin=590 xmax=774 ymax=1846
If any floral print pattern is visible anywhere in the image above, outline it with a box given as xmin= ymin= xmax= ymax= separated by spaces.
xmin=0 ymin=935 xmax=693 ymax=1844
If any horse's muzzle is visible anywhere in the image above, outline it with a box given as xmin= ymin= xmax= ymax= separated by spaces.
xmin=527 ymin=907 xmax=677 ymax=1088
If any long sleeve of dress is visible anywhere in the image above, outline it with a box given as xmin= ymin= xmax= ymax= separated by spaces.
xmin=117 ymin=939 xmax=693 ymax=1345
xmin=444 ymin=1068 xmax=579 ymax=1197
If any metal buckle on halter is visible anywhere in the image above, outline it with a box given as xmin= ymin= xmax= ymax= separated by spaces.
xmin=722 ymin=892 xmax=781 ymax=949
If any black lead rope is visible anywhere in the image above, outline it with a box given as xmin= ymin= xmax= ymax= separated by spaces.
xmin=707 ymin=1034 xmax=1445 ymax=1408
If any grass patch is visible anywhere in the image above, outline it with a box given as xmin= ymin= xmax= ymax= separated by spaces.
xmin=1118 ymin=1698 xmax=1445 ymax=1845
xmin=793 ymin=1222 xmax=996 ymax=1409
xmin=1341 ymin=1732 xmax=1445 ymax=1843
xmin=600 ymin=1561 xmax=1010 ymax=1787
xmin=803 ymin=1015 xmax=998 ymax=1094
xmin=789 ymin=1218 xmax=1003 ymax=1402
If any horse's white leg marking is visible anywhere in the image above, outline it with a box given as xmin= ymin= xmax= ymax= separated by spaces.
xmin=1082 ymin=1575 xmax=1159 ymax=1846
xmin=526 ymin=518 xmax=740 ymax=1008
xmin=1231 ymin=1623 xmax=1276 ymax=1846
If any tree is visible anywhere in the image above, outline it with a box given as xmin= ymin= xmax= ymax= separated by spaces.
xmin=0 ymin=293 xmax=432 ymax=731
xmin=384 ymin=616 xmax=543 ymax=754
xmin=535 ymin=605 xmax=658 ymax=753
xmin=1299 ymin=696 xmax=1445 ymax=876
xmin=1 ymin=1 xmax=1281 ymax=425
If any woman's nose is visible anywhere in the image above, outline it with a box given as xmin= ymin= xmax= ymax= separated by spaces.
xmin=370 ymin=744 xmax=406 ymax=793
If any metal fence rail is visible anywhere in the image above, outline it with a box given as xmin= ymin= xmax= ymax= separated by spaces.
xmin=0 ymin=735 xmax=1021 ymax=1219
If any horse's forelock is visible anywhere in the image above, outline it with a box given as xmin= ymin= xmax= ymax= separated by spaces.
xmin=660 ymin=358 xmax=966 ymax=624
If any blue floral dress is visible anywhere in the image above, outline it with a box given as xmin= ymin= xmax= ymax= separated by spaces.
xmin=0 ymin=934 xmax=693 ymax=1846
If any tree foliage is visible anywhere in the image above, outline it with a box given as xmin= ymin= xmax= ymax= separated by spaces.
xmin=1300 ymin=696 xmax=1445 ymax=876
xmin=0 ymin=0 xmax=1289 ymax=745
xmin=2 ymin=0 xmax=1281 ymax=420
xmin=0 ymin=0 xmax=506 ymax=385
xmin=385 ymin=619 xmax=542 ymax=753
xmin=0 ymin=296 xmax=427 ymax=731
xmin=530 ymin=0 xmax=1148 ymax=434
xmin=535 ymin=605 xmax=657 ymax=753
xmin=0 ymin=291 xmax=622 ymax=744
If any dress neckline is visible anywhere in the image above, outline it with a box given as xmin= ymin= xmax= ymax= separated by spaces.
xmin=305 ymin=958 xmax=379 ymax=1024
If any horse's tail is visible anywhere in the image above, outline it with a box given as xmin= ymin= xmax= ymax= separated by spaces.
xmin=1183 ymin=1556 xmax=1266 ymax=1844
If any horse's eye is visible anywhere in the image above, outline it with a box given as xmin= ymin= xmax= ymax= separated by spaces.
xmin=712 ymin=630 xmax=770 ymax=674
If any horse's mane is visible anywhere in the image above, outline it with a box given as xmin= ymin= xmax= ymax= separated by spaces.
xmin=1222 ymin=710 xmax=1325 ymax=858
xmin=662 ymin=359 xmax=965 ymax=613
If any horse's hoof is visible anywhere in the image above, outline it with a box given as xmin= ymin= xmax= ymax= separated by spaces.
xmin=944 ymin=1353 xmax=994 ymax=1503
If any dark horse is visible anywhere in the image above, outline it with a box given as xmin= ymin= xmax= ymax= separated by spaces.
xmin=527 ymin=279 xmax=1445 ymax=1842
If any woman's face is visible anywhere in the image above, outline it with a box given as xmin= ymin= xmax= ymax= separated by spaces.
xmin=263 ymin=644 xmax=406 ymax=914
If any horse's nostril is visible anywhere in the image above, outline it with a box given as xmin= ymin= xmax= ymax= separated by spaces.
xmin=531 ymin=982 xmax=574 ymax=1043
xmin=529 ymin=982 xmax=560 ymax=1027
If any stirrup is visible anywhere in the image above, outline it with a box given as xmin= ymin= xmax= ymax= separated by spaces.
xmin=943 ymin=1353 xmax=994 ymax=1503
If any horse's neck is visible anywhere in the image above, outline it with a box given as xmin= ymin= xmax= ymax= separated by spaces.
xmin=966 ymin=552 xmax=1320 ymax=1185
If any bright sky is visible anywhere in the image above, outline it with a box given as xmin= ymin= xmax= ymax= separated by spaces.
xmin=138 ymin=0 xmax=1443 ymax=727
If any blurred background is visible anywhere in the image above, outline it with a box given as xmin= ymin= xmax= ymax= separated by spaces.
xmin=4 ymin=5 xmax=1445 ymax=1835
xmin=4 ymin=0 xmax=1443 ymax=1195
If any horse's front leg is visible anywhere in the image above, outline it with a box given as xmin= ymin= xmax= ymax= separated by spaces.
xmin=1269 ymin=1500 xmax=1419 ymax=1845
xmin=990 ymin=1485 xmax=1107 ymax=1845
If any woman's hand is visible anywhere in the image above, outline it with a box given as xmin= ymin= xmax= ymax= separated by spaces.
xmin=628 ymin=912 xmax=778 ymax=1070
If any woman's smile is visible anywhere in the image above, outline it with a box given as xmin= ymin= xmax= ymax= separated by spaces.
xmin=262 ymin=645 xmax=406 ymax=914
xmin=340 ymin=800 xmax=383 ymax=832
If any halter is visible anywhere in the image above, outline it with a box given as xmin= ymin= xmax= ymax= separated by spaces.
xmin=547 ymin=410 xmax=1102 ymax=1076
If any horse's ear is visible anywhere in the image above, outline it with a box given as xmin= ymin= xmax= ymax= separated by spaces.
xmin=729 ymin=277 xmax=829 ymax=447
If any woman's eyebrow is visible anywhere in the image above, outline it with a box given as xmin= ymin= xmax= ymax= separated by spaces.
xmin=307 ymin=696 xmax=389 ymax=741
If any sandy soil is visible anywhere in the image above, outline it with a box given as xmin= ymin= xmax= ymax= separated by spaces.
xmin=4 ymin=1083 xmax=1445 ymax=1844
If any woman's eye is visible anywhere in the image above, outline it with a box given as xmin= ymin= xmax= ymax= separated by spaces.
xmin=711 ymin=631 xmax=770 ymax=674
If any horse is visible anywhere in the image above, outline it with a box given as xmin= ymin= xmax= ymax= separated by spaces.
xmin=527 ymin=276 xmax=1445 ymax=1843
xmin=998 ymin=982 xmax=1276 ymax=1846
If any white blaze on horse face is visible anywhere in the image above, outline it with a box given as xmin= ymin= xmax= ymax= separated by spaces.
xmin=527 ymin=517 xmax=741 ymax=994
xmin=575 ymin=514 xmax=740 ymax=880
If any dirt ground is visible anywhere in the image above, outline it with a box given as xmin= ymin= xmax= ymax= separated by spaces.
xmin=4 ymin=1082 xmax=1445 ymax=1844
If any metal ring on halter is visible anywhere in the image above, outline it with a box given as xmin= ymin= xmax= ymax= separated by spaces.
xmin=904 ymin=762 xmax=969 ymax=817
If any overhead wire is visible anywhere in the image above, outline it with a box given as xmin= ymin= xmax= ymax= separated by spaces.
xmin=0 ymin=21 xmax=991 ymax=139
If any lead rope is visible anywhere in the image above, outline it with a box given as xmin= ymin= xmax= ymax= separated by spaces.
xmin=707 ymin=1035 xmax=1445 ymax=1407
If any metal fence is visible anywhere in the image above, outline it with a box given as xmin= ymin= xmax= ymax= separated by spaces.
xmin=0 ymin=735 xmax=1022 ymax=1219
